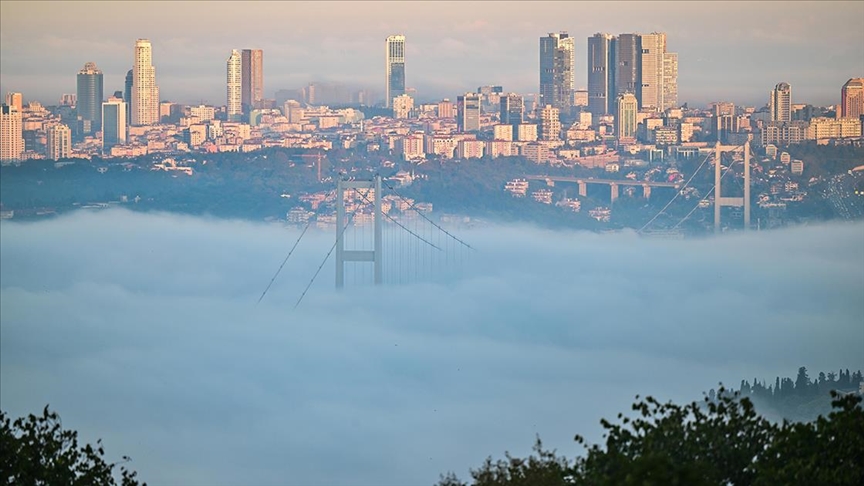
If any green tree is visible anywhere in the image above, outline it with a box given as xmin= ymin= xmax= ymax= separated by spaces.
xmin=0 ymin=405 xmax=145 ymax=486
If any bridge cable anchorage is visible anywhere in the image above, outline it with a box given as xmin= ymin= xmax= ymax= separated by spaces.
xmin=294 ymin=201 xmax=362 ymax=309
xmin=382 ymin=181 xmax=475 ymax=251
xmin=671 ymin=147 xmax=741 ymax=230
xmin=257 ymin=189 xmax=336 ymax=305
xmin=637 ymin=144 xmax=741 ymax=234
xmin=355 ymin=188 xmax=443 ymax=252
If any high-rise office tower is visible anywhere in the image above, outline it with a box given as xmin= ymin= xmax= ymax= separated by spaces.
xmin=615 ymin=34 xmax=641 ymax=101
xmin=5 ymin=92 xmax=23 ymax=112
xmin=662 ymin=52 xmax=678 ymax=110
xmin=616 ymin=92 xmax=638 ymax=142
xmin=76 ymin=62 xmax=104 ymax=133
xmin=385 ymin=35 xmax=406 ymax=108
xmin=769 ymin=82 xmax=792 ymax=122
xmin=0 ymin=104 xmax=24 ymax=162
xmin=124 ymin=69 xmax=133 ymax=125
xmin=227 ymin=50 xmax=242 ymax=121
xmin=241 ymin=49 xmax=264 ymax=113
xmin=132 ymin=39 xmax=159 ymax=126
xmin=47 ymin=124 xmax=72 ymax=160
xmin=539 ymin=32 xmax=575 ymax=113
xmin=539 ymin=104 xmax=561 ymax=140
xmin=840 ymin=78 xmax=864 ymax=119
xmin=102 ymin=96 xmax=127 ymax=152
xmin=639 ymin=33 xmax=666 ymax=112
xmin=457 ymin=93 xmax=481 ymax=132
xmin=500 ymin=93 xmax=524 ymax=126
xmin=587 ymin=33 xmax=616 ymax=117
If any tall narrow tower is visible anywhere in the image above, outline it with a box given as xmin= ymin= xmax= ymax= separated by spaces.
xmin=227 ymin=50 xmax=242 ymax=121
xmin=540 ymin=32 xmax=575 ymax=114
xmin=587 ymin=33 xmax=616 ymax=117
xmin=385 ymin=35 xmax=406 ymax=108
xmin=639 ymin=32 xmax=666 ymax=112
xmin=241 ymin=49 xmax=264 ymax=114
xmin=662 ymin=52 xmax=678 ymax=110
xmin=76 ymin=62 xmax=104 ymax=133
xmin=616 ymin=92 xmax=638 ymax=142
xmin=615 ymin=33 xmax=641 ymax=101
xmin=769 ymin=82 xmax=792 ymax=122
xmin=131 ymin=39 xmax=159 ymax=126
xmin=0 ymin=104 xmax=24 ymax=162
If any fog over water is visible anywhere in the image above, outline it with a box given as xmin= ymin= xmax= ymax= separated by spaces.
xmin=1 ymin=209 xmax=862 ymax=486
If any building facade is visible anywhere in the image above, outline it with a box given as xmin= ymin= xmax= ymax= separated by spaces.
xmin=102 ymin=97 xmax=127 ymax=152
xmin=500 ymin=93 xmax=524 ymax=126
xmin=457 ymin=93 xmax=481 ymax=132
xmin=385 ymin=35 xmax=406 ymax=108
xmin=662 ymin=52 xmax=678 ymax=110
xmin=0 ymin=104 xmax=23 ymax=162
xmin=616 ymin=92 xmax=638 ymax=142
xmin=76 ymin=62 xmax=104 ymax=133
xmin=539 ymin=105 xmax=561 ymax=141
xmin=539 ymin=32 xmax=575 ymax=114
xmin=840 ymin=78 xmax=864 ymax=120
xmin=639 ymin=32 xmax=666 ymax=112
xmin=587 ymin=33 xmax=616 ymax=117
xmin=131 ymin=39 xmax=159 ymax=126
xmin=227 ymin=50 xmax=242 ymax=121
xmin=241 ymin=49 xmax=264 ymax=114
xmin=770 ymin=82 xmax=792 ymax=122
xmin=47 ymin=124 xmax=72 ymax=160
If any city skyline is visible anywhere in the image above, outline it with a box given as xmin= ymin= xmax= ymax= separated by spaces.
xmin=0 ymin=1 xmax=862 ymax=108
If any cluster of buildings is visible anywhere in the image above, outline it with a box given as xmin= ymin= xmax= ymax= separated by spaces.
xmin=1 ymin=33 xmax=862 ymax=168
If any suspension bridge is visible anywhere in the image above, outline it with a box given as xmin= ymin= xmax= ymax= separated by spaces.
xmin=258 ymin=175 xmax=474 ymax=308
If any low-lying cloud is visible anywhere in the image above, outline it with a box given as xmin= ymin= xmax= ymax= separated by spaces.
xmin=2 ymin=209 xmax=862 ymax=486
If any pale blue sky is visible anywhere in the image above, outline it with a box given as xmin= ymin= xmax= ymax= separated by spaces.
xmin=1 ymin=1 xmax=862 ymax=107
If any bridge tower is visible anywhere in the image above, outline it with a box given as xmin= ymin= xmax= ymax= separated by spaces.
xmin=336 ymin=175 xmax=383 ymax=287
xmin=713 ymin=140 xmax=751 ymax=233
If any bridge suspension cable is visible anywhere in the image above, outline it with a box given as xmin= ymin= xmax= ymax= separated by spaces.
xmin=294 ymin=201 xmax=362 ymax=309
xmin=355 ymin=186 xmax=443 ymax=252
xmin=637 ymin=143 xmax=743 ymax=234
xmin=671 ymin=156 xmax=739 ymax=230
xmin=257 ymin=189 xmax=336 ymax=305
xmin=382 ymin=180 xmax=475 ymax=251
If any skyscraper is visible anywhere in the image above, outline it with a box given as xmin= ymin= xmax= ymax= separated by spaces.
xmin=132 ymin=39 xmax=159 ymax=126
xmin=769 ymin=82 xmax=792 ymax=122
xmin=385 ymin=35 xmax=406 ymax=108
xmin=587 ymin=33 xmax=616 ymax=117
xmin=102 ymin=96 xmax=127 ymax=152
xmin=241 ymin=49 xmax=264 ymax=114
xmin=46 ymin=124 xmax=72 ymax=160
xmin=539 ymin=32 xmax=575 ymax=114
xmin=615 ymin=34 xmax=641 ymax=101
xmin=662 ymin=52 xmax=678 ymax=110
xmin=124 ymin=69 xmax=133 ymax=125
xmin=500 ymin=93 xmax=524 ymax=126
xmin=457 ymin=93 xmax=481 ymax=132
xmin=76 ymin=62 xmax=104 ymax=133
xmin=227 ymin=50 xmax=242 ymax=121
xmin=840 ymin=78 xmax=864 ymax=120
xmin=616 ymin=93 xmax=638 ymax=142
xmin=0 ymin=104 xmax=24 ymax=162
xmin=639 ymin=33 xmax=666 ymax=112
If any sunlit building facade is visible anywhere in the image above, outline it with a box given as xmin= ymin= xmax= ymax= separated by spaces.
xmin=385 ymin=35 xmax=406 ymax=108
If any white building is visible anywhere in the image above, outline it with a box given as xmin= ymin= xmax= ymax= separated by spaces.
xmin=46 ymin=124 xmax=72 ymax=160
xmin=226 ymin=50 xmax=242 ymax=122
xmin=132 ymin=39 xmax=160 ymax=126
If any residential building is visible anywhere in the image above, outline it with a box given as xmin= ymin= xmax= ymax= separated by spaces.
xmin=76 ymin=62 xmax=104 ymax=133
xmin=392 ymin=94 xmax=414 ymax=119
xmin=493 ymin=124 xmax=514 ymax=141
xmin=227 ymin=50 xmax=242 ymax=121
xmin=131 ymin=39 xmax=159 ymax=126
xmin=46 ymin=124 xmax=72 ymax=160
xmin=770 ymin=82 xmax=792 ymax=122
xmin=5 ymin=92 xmax=23 ymax=112
xmin=456 ymin=139 xmax=485 ymax=159
xmin=241 ymin=49 xmax=264 ymax=113
xmin=539 ymin=32 xmax=575 ymax=113
xmin=0 ymin=104 xmax=24 ymax=162
xmin=516 ymin=123 xmax=538 ymax=142
xmin=662 ymin=52 xmax=678 ymax=110
xmin=437 ymin=99 xmax=455 ymax=118
xmin=385 ymin=35 xmax=406 ymax=108
xmin=539 ymin=105 xmax=561 ymax=141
